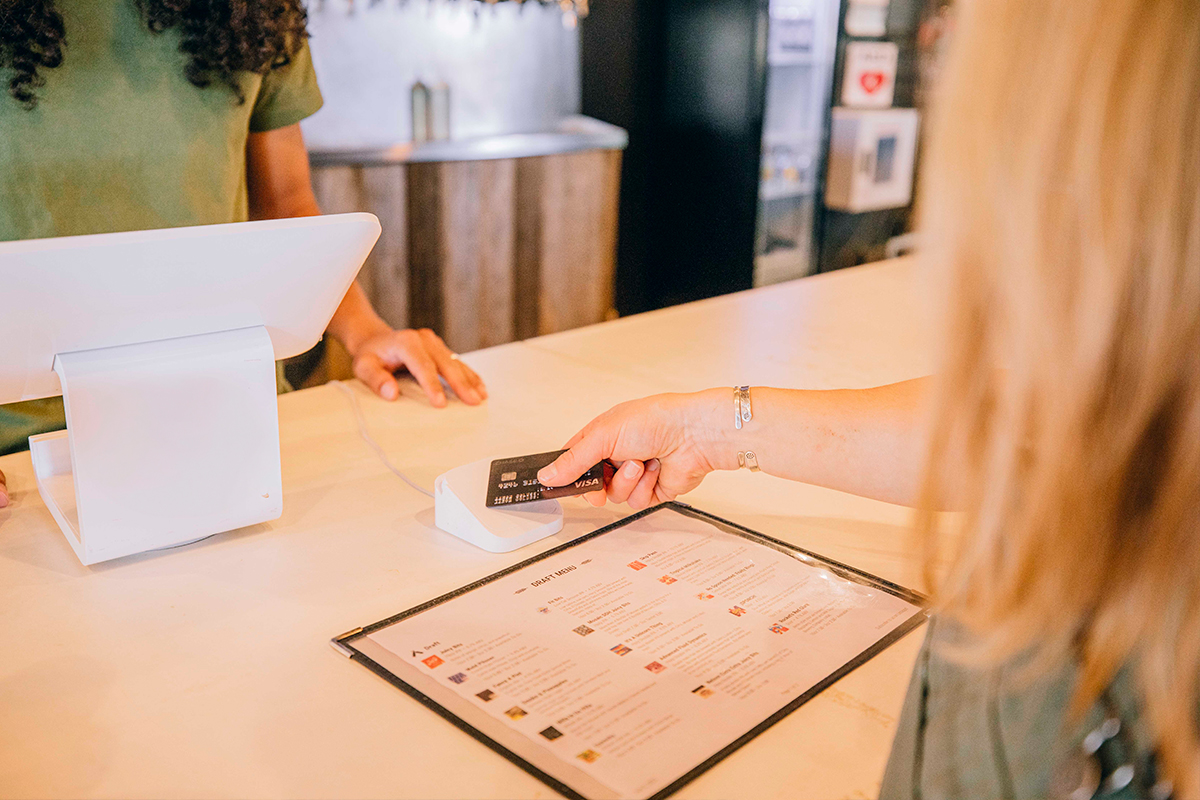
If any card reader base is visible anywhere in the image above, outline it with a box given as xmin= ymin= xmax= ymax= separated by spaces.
xmin=434 ymin=457 xmax=563 ymax=553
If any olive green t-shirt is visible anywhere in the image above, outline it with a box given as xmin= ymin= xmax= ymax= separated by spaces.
xmin=0 ymin=0 xmax=323 ymax=455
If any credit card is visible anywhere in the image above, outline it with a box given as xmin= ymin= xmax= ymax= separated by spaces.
xmin=486 ymin=450 xmax=612 ymax=508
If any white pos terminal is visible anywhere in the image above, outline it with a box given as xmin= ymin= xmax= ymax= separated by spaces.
xmin=0 ymin=213 xmax=380 ymax=565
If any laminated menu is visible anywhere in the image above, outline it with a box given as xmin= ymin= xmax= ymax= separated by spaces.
xmin=333 ymin=502 xmax=927 ymax=800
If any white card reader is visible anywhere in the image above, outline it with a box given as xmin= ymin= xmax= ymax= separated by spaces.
xmin=434 ymin=457 xmax=564 ymax=553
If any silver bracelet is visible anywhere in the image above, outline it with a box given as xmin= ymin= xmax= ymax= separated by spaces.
xmin=737 ymin=451 xmax=760 ymax=472
xmin=734 ymin=386 xmax=752 ymax=429
xmin=734 ymin=386 xmax=758 ymax=471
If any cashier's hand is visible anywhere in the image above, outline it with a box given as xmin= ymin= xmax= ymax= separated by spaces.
xmin=0 ymin=468 xmax=7 ymax=509
xmin=538 ymin=392 xmax=724 ymax=510
xmin=350 ymin=327 xmax=487 ymax=408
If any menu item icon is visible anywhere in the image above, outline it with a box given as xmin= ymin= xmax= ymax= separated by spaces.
xmin=448 ymin=672 xmax=468 ymax=684
xmin=576 ymin=749 xmax=601 ymax=763
xmin=505 ymin=707 xmax=528 ymax=720
xmin=627 ymin=561 xmax=647 ymax=571
xmin=421 ymin=655 xmax=444 ymax=669
xmin=769 ymin=624 xmax=789 ymax=634
xmin=696 ymin=593 xmax=715 ymax=600
xmin=475 ymin=689 xmax=496 ymax=702
xmin=573 ymin=625 xmax=595 ymax=637
xmin=691 ymin=685 xmax=715 ymax=698
xmin=728 ymin=606 xmax=746 ymax=617
xmin=644 ymin=661 xmax=666 ymax=674
xmin=658 ymin=575 xmax=677 ymax=585
xmin=610 ymin=644 xmax=632 ymax=656
xmin=539 ymin=726 xmax=564 ymax=741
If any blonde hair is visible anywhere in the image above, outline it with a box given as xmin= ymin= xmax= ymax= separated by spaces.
xmin=919 ymin=0 xmax=1200 ymax=791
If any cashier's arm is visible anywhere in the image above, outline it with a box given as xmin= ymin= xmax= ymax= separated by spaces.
xmin=244 ymin=124 xmax=486 ymax=407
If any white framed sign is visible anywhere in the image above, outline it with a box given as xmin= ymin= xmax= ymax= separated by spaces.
xmin=841 ymin=40 xmax=899 ymax=108
xmin=825 ymin=107 xmax=920 ymax=212
xmin=844 ymin=0 xmax=890 ymax=37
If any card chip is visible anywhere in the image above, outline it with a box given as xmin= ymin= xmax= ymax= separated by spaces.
xmin=501 ymin=471 xmax=517 ymax=482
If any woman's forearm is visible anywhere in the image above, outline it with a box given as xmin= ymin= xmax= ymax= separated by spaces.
xmin=694 ymin=380 xmax=933 ymax=506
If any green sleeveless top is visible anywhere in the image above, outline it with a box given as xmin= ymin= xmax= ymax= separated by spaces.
xmin=0 ymin=0 xmax=323 ymax=455
xmin=880 ymin=618 xmax=1166 ymax=800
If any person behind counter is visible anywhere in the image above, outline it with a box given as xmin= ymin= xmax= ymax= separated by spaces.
xmin=540 ymin=0 xmax=1199 ymax=796
xmin=0 ymin=0 xmax=487 ymax=464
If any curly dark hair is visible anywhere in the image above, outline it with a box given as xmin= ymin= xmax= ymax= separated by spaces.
xmin=0 ymin=0 xmax=308 ymax=109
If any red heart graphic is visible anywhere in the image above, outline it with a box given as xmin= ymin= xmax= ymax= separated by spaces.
xmin=860 ymin=72 xmax=886 ymax=93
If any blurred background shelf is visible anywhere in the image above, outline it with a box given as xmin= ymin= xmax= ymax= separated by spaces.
xmin=760 ymin=177 xmax=817 ymax=202
xmin=309 ymin=116 xmax=627 ymax=167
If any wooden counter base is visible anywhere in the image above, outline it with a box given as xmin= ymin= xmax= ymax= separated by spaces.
xmin=313 ymin=149 xmax=621 ymax=354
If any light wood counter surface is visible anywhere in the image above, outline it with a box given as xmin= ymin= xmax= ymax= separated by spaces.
xmin=0 ymin=258 xmax=935 ymax=800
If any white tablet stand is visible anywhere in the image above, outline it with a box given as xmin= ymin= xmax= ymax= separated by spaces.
xmin=0 ymin=214 xmax=381 ymax=565
xmin=29 ymin=327 xmax=282 ymax=564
